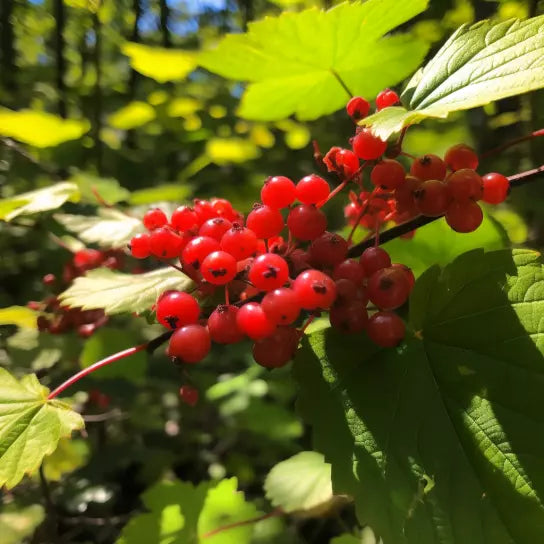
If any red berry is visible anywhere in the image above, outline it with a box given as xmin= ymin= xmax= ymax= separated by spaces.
xmin=359 ymin=247 xmax=391 ymax=276
xmin=208 ymin=305 xmax=244 ymax=344
xmin=445 ymin=200 xmax=483 ymax=233
xmin=246 ymin=204 xmax=284 ymax=239
xmin=181 ymin=236 xmax=220 ymax=269
xmin=309 ymin=232 xmax=348 ymax=267
xmin=333 ymin=257 xmax=365 ymax=283
xmin=410 ymin=154 xmax=447 ymax=181
xmin=352 ymin=128 xmax=387 ymax=160
xmin=394 ymin=175 xmax=421 ymax=213
xmin=261 ymin=176 xmax=296 ymax=209
xmin=221 ymin=224 xmax=258 ymax=260
xmin=414 ymin=180 xmax=450 ymax=217
xmin=252 ymin=327 xmax=299 ymax=369
xmin=367 ymin=311 xmax=405 ymax=347
xmin=367 ymin=267 xmax=410 ymax=310
xmin=391 ymin=263 xmax=415 ymax=291
xmin=482 ymin=172 xmax=510 ymax=204
xmin=74 ymin=249 xmax=103 ymax=269
xmin=249 ymin=253 xmax=289 ymax=291
xmin=323 ymin=147 xmax=360 ymax=179
xmin=287 ymin=205 xmax=327 ymax=241
xmin=296 ymin=174 xmax=330 ymax=205
xmin=444 ymin=144 xmax=479 ymax=171
xmin=201 ymin=250 xmax=237 ymax=285
xmin=292 ymin=269 xmax=337 ymax=310
xmin=167 ymin=324 xmax=211 ymax=363
xmin=376 ymin=88 xmax=399 ymax=110
xmin=129 ymin=233 xmax=151 ymax=259
xmin=199 ymin=217 xmax=233 ymax=241
xmin=179 ymin=385 xmax=199 ymax=407
xmin=236 ymin=302 xmax=276 ymax=340
xmin=211 ymin=198 xmax=237 ymax=221
xmin=143 ymin=208 xmax=168 ymax=230
xmin=330 ymin=301 xmax=368 ymax=333
xmin=334 ymin=278 xmax=358 ymax=303
xmin=346 ymin=96 xmax=370 ymax=121
xmin=193 ymin=199 xmax=216 ymax=224
xmin=156 ymin=291 xmax=200 ymax=329
xmin=261 ymin=287 xmax=301 ymax=325
xmin=445 ymin=169 xmax=483 ymax=201
xmin=171 ymin=205 xmax=199 ymax=232
xmin=149 ymin=228 xmax=185 ymax=259
xmin=370 ymin=159 xmax=406 ymax=190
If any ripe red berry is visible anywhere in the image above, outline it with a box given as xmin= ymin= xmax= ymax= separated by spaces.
xmin=249 ymin=253 xmax=289 ymax=291
xmin=330 ymin=300 xmax=369 ymax=333
xmin=221 ymin=224 xmax=258 ymax=260
xmin=333 ymin=259 xmax=365 ymax=285
xmin=376 ymin=88 xmax=399 ymax=110
xmin=293 ymin=269 xmax=337 ymax=310
xmin=181 ymin=236 xmax=220 ymax=269
xmin=208 ymin=304 xmax=244 ymax=344
xmin=261 ymin=176 xmax=296 ymax=209
xmin=211 ymin=198 xmax=237 ymax=221
xmin=261 ymin=287 xmax=301 ymax=325
xmin=296 ymin=174 xmax=330 ymax=205
xmin=414 ymin=180 xmax=450 ymax=217
xmin=323 ymin=147 xmax=360 ymax=179
xmin=359 ymin=247 xmax=391 ymax=277
xmin=171 ymin=205 xmax=199 ymax=232
xmin=410 ymin=154 xmax=447 ymax=181
xmin=334 ymin=278 xmax=358 ymax=303
xmin=179 ymin=385 xmax=199 ymax=407
xmin=167 ymin=324 xmax=211 ymax=363
xmin=482 ymin=172 xmax=510 ymax=204
xmin=130 ymin=233 xmax=151 ymax=259
xmin=444 ymin=144 xmax=479 ymax=171
xmin=149 ymin=227 xmax=185 ymax=259
xmin=252 ymin=327 xmax=299 ymax=369
xmin=346 ymin=96 xmax=370 ymax=121
xmin=309 ymin=232 xmax=349 ymax=267
xmin=193 ymin=199 xmax=216 ymax=224
xmin=74 ymin=249 xmax=103 ymax=269
xmin=246 ymin=204 xmax=284 ymax=239
xmin=199 ymin=217 xmax=233 ymax=241
xmin=391 ymin=263 xmax=415 ymax=291
xmin=367 ymin=267 xmax=410 ymax=310
xmin=352 ymin=128 xmax=387 ymax=160
xmin=156 ymin=291 xmax=200 ymax=329
xmin=366 ymin=311 xmax=405 ymax=347
xmin=143 ymin=208 xmax=168 ymax=230
xmin=201 ymin=250 xmax=237 ymax=285
xmin=445 ymin=200 xmax=483 ymax=233
xmin=394 ymin=175 xmax=421 ymax=214
xmin=287 ymin=205 xmax=327 ymax=241
xmin=445 ymin=169 xmax=483 ymax=201
xmin=370 ymin=159 xmax=406 ymax=189
xmin=236 ymin=302 xmax=276 ymax=340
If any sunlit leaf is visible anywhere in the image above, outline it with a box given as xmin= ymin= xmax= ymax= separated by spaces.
xmin=108 ymin=101 xmax=156 ymax=130
xmin=0 ymin=306 xmax=38 ymax=329
xmin=0 ymin=108 xmax=90 ymax=147
xmin=42 ymin=438 xmax=89 ymax=481
xmin=69 ymin=171 xmax=130 ymax=205
xmin=166 ymin=97 xmax=202 ymax=117
xmin=0 ymin=505 xmax=45 ymax=544
xmin=206 ymin=138 xmax=260 ymax=164
xmin=129 ymin=184 xmax=192 ymax=205
xmin=64 ymin=0 xmax=101 ymax=12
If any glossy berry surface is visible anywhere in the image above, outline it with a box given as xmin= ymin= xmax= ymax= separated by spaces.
xmin=171 ymin=205 xmax=199 ymax=232
xmin=296 ymin=174 xmax=330 ymax=205
xmin=261 ymin=176 xmax=296 ymax=209
xmin=346 ymin=96 xmax=370 ymax=120
xmin=371 ymin=159 xmax=406 ymax=189
xmin=376 ymin=88 xmax=399 ymax=110
xmin=287 ymin=205 xmax=327 ymax=240
xmin=179 ymin=385 xmax=199 ymax=407
xmin=444 ymin=144 xmax=479 ymax=171
xmin=445 ymin=200 xmax=483 ymax=233
xmin=410 ymin=154 xmax=447 ymax=181
xmin=446 ymin=169 xmax=483 ymax=201
xmin=261 ymin=287 xmax=301 ymax=325
xmin=156 ymin=291 xmax=200 ymax=329
xmin=246 ymin=205 xmax=284 ymax=239
xmin=367 ymin=267 xmax=410 ymax=310
xmin=249 ymin=253 xmax=289 ymax=291
xmin=236 ymin=302 xmax=276 ymax=340
xmin=167 ymin=324 xmax=211 ymax=363
xmin=352 ymin=128 xmax=387 ymax=160
xmin=149 ymin=228 xmax=184 ymax=259
xmin=309 ymin=232 xmax=349 ymax=267
xmin=414 ymin=180 xmax=450 ymax=217
xmin=143 ymin=208 xmax=168 ymax=230
xmin=181 ymin=236 xmax=220 ymax=269
xmin=482 ymin=172 xmax=510 ymax=204
xmin=74 ymin=249 xmax=103 ymax=269
xmin=201 ymin=251 xmax=237 ymax=285
xmin=252 ymin=327 xmax=299 ymax=369
xmin=323 ymin=147 xmax=360 ymax=179
xmin=208 ymin=305 xmax=244 ymax=344
xmin=199 ymin=218 xmax=232 ymax=241
xmin=220 ymin=225 xmax=258 ymax=260
xmin=130 ymin=233 xmax=151 ymax=259
xmin=293 ymin=269 xmax=337 ymax=310
xmin=359 ymin=247 xmax=391 ymax=277
xmin=333 ymin=259 xmax=365 ymax=284
xmin=366 ymin=311 xmax=405 ymax=347
xmin=330 ymin=300 xmax=368 ymax=333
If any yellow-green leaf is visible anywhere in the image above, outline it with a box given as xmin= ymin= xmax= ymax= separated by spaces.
xmin=0 ymin=505 xmax=45 ymax=544
xmin=206 ymin=138 xmax=260 ymax=165
xmin=0 ymin=306 xmax=38 ymax=329
xmin=108 ymin=101 xmax=156 ymax=130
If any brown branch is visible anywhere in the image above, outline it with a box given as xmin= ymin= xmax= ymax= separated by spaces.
xmin=202 ymin=508 xmax=283 ymax=539
xmin=347 ymin=165 xmax=544 ymax=258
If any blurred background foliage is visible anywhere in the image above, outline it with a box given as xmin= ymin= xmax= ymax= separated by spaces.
xmin=1 ymin=0 xmax=544 ymax=543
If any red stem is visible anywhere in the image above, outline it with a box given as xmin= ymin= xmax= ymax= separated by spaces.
xmin=481 ymin=128 xmax=544 ymax=159
xmin=47 ymin=344 xmax=147 ymax=400
xmin=202 ymin=508 xmax=283 ymax=539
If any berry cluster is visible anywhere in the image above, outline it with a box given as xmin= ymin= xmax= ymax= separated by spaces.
xmin=125 ymin=89 xmax=511 ymax=390
xmin=29 ymin=249 xmax=123 ymax=337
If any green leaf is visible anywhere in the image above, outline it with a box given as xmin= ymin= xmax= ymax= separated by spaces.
xmin=199 ymin=0 xmax=429 ymax=121
xmin=64 ymin=0 xmax=100 ymax=12
xmin=0 ymin=505 xmax=45 ymax=544
xmin=264 ymin=451 xmax=333 ymax=514
xmin=42 ymin=437 xmax=89 ymax=481
xmin=58 ymin=267 xmax=193 ymax=315
xmin=54 ymin=209 xmax=144 ymax=249
xmin=108 ymin=101 xmax=156 ymax=130
xmin=363 ymin=16 xmax=544 ymax=139
xmin=0 ymin=108 xmax=90 ymax=147
xmin=0 ymin=306 xmax=38 ymax=329
xmin=117 ymin=479 xmax=214 ymax=544
xmin=69 ymin=171 xmax=130 ymax=204
xmin=129 ymin=184 xmax=192 ymax=205
xmin=0 ymin=368 xmax=84 ymax=489
xmin=295 ymin=248 xmax=544 ymax=543
xmin=197 ymin=477 xmax=260 ymax=543
xmin=80 ymin=328 xmax=147 ymax=382
xmin=206 ymin=138 xmax=261 ymax=165
xmin=0 ymin=182 xmax=79 ymax=222
xmin=122 ymin=42 xmax=198 ymax=83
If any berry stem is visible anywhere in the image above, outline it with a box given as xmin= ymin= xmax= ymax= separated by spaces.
xmin=319 ymin=180 xmax=347 ymax=207
xmin=202 ymin=508 xmax=283 ymax=539
xmin=347 ymin=186 xmax=379 ymax=244
xmin=330 ymin=69 xmax=353 ymax=98
xmin=481 ymin=128 xmax=544 ymax=159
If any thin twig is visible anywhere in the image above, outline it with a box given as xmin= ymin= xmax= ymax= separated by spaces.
xmin=202 ymin=508 xmax=283 ymax=539
xmin=481 ymin=128 xmax=544 ymax=159
xmin=1 ymin=138 xmax=61 ymax=178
